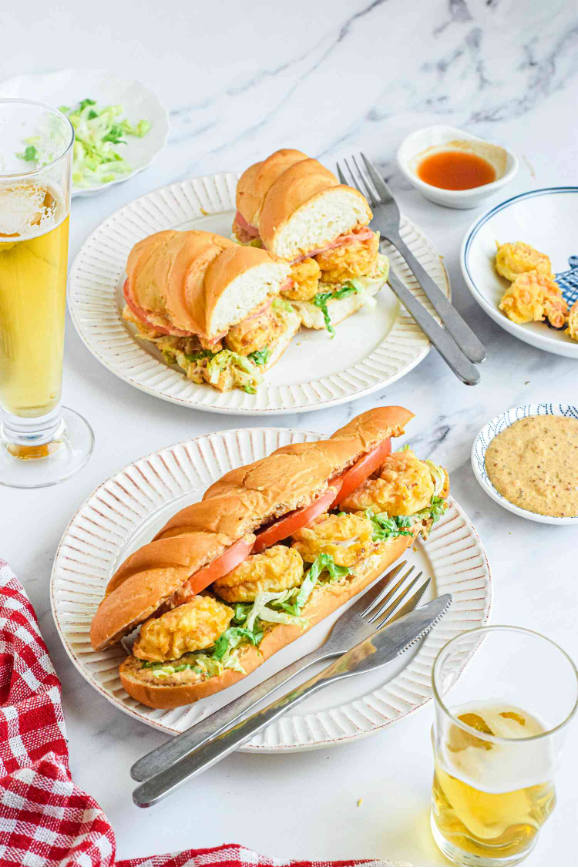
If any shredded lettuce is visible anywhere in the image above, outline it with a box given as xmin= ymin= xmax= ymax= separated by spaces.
xmin=365 ymin=509 xmax=414 ymax=542
xmin=54 ymin=99 xmax=151 ymax=188
xmin=205 ymin=349 xmax=262 ymax=393
xmin=248 ymin=347 xmax=271 ymax=367
xmin=272 ymin=297 xmax=294 ymax=314
xmin=425 ymin=459 xmax=446 ymax=497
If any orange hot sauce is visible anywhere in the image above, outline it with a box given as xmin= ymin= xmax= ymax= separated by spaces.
xmin=417 ymin=150 xmax=496 ymax=190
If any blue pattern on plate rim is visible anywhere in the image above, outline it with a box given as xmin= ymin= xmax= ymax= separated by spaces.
xmin=474 ymin=403 xmax=578 ymax=519
xmin=556 ymin=255 xmax=578 ymax=309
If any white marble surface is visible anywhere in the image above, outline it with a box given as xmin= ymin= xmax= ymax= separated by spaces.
xmin=3 ymin=0 xmax=578 ymax=864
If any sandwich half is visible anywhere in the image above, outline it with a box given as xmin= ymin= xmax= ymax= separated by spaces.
xmin=123 ymin=229 xmax=300 ymax=393
xmin=233 ymin=149 xmax=389 ymax=335
xmin=90 ymin=406 xmax=449 ymax=710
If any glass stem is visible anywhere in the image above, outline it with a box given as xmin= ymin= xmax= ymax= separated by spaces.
xmin=1 ymin=404 xmax=64 ymax=447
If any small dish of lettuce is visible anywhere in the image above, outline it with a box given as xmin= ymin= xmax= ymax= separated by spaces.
xmin=4 ymin=68 xmax=170 ymax=197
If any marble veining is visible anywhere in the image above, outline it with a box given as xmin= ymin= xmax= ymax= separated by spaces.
xmin=2 ymin=0 xmax=578 ymax=864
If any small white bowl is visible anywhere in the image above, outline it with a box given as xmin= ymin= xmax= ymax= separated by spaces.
xmin=0 ymin=69 xmax=170 ymax=197
xmin=472 ymin=403 xmax=578 ymax=525
xmin=397 ymin=125 xmax=518 ymax=210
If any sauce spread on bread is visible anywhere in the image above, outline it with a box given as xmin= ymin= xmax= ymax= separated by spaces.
xmin=485 ymin=415 xmax=578 ymax=517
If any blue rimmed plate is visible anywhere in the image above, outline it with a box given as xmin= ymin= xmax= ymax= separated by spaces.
xmin=461 ymin=188 xmax=578 ymax=359
xmin=472 ymin=403 xmax=578 ymax=524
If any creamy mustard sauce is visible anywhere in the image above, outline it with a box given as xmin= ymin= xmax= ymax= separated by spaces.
xmin=485 ymin=415 xmax=578 ymax=517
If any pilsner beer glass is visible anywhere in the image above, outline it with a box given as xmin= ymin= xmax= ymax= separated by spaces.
xmin=0 ymin=99 xmax=93 ymax=487
xmin=431 ymin=627 xmax=578 ymax=866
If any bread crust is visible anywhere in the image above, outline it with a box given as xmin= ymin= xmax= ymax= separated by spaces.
xmin=236 ymin=149 xmax=308 ymax=227
xmin=119 ymin=532 xmax=416 ymax=709
xmin=90 ymin=407 xmax=414 ymax=652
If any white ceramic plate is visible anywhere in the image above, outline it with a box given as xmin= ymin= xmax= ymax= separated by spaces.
xmin=472 ymin=403 xmax=578 ymax=525
xmin=51 ymin=427 xmax=492 ymax=752
xmin=0 ymin=69 xmax=169 ymax=197
xmin=68 ymin=172 xmax=450 ymax=415
xmin=461 ymin=188 xmax=578 ymax=358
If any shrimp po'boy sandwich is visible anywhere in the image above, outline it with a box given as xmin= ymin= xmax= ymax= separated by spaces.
xmin=122 ymin=229 xmax=300 ymax=393
xmin=90 ymin=406 xmax=449 ymax=709
xmin=233 ymin=149 xmax=390 ymax=335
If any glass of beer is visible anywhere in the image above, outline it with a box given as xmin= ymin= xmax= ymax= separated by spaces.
xmin=0 ymin=99 xmax=93 ymax=487
xmin=431 ymin=626 xmax=578 ymax=866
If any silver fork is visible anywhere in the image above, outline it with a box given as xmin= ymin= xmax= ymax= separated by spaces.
xmin=337 ymin=155 xmax=484 ymax=385
xmin=131 ymin=560 xmax=429 ymax=782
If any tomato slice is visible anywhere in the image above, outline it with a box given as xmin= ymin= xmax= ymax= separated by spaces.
xmin=169 ymin=537 xmax=255 ymax=606
xmin=331 ymin=438 xmax=392 ymax=508
xmin=252 ymin=484 xmax=341 ymax=554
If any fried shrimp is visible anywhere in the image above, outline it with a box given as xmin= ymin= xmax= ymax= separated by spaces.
xmin=340 ymin=448 xmax=435 ymax=515
xmin=495 ymin=242 xmax=553 ymax=283
xmin=283 ymin=258 xmax=321 ymax=301
xmin=292 ymin=512 xmax=374 ymax=567
xmin=225 ymin=308 xmax=284 ymax=356
xmin=499 ymin=271 xmax=568 ymax=329
xmin=133 ymin=596 xmax=233 ymax=662
xmin=315 ymin=232 xmax=379 ymax=284
xmin=213 ymin=545 xmax=304 ymax=602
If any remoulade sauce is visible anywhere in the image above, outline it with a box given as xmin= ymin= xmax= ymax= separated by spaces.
xmin=417 ymin=150 xmax=496 ymax=191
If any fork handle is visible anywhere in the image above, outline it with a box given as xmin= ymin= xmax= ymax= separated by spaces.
xmin=385 ymin=231 xmax=486 ymax=364
xmin=130 ymin=645 xmax=330 ymax=782
xmin=388 ymin=269 xmax=480 ymax=385
xmin=133 ymin=664 xmax=345 ymax=807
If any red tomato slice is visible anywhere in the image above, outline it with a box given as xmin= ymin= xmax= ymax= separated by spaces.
xmin=171 ymin=537 xmax=255 ymax=606
xmin=252 ymin=484 xmax=341 ymax=554
xmin=331 ymin=438 xmax=392 ymax=508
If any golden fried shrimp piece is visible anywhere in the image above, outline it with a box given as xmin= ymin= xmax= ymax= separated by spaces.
xmin=499 ymin=272 xmax=568 ymax=329
xmin=340 ymin=448 xmax=435 ymax=515
xmin=133 ymin=596 xmax=233 ymax=662
xmin=282 ymin=258 xmax=321 ymax=301
xmin=213 ymin=545 xmax=304 ymax=602
xmin=567 ymin=301 xmax=578 ymax=341
xmin=495 ymin=242 xmax=552 ymax=283
xmin=225 ymin=308 xmax=284 ymax=356
xmin=315 ymin=232 xmax=379 ymax=284
xmin=292 ymin=512 xmax=374 ymax=568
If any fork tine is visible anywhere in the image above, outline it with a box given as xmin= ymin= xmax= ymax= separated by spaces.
xmin=352 ymin=154 xmax=379 ymax=205
xmin=377 ymin=577 xmax=431 ymax=628
xmin=335 ymin=161 xmax=348 ymax=186
xmin=348 ymin=560 xmax=406 ymax=618
xmin=344 ymin=155 xmax=376 ymax=207
xmin=370 ymin=570 xmax=423 ymax=624
xmin=362 ymin=565 xmax=414 ymax=619
xmin=361 ymin=152 xmax=391 ymax=200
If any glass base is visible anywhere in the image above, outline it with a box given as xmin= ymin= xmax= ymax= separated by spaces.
xmin=430 ymin=813 xmax=536 ymax=867
xmin=0 ymin=406 xmax=94 ymax=488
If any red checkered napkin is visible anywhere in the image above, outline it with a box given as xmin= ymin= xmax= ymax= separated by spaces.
xmin=0 ymin=560 xmax=407 ymax=868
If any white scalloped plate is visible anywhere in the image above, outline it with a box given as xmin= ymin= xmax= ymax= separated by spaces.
xmin=51 ymin=428 xmax=492 ymax=752
xmin=68 ymin=173 xmax=450 ymax=415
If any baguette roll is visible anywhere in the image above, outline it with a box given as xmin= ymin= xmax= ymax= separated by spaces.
xmin=119 ymin=529 xmax=419 ymax=709
xmin=90 ymin=406 xmax=414 ymax=652
xmin=234 ymin=150 xmax=372 ymax=261
xmin=125 ymin=229 xmax=291 ymax=342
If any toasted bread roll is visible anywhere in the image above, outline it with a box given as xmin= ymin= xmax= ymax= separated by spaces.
xmin=234 ymin=149 xmax=372 ymax=261
xmin=90 ymin=406 xmax=414 ymax=652
xmin=125 ymin=229 xmax=291 ymax=341
xmin=119 ymin=530 xmax=417 ymax=709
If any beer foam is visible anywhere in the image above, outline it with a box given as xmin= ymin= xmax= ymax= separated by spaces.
xmin=437 ymin=701 xmax=555 ymax=794
xmin=0 ymin=182 xmax=63 ymax=240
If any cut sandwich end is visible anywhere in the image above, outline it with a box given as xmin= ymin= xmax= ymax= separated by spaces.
xmin=269 ymin=188 xmax=372 ymax=260
xmin=208 ymin=261 xmax=291 ymax=338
